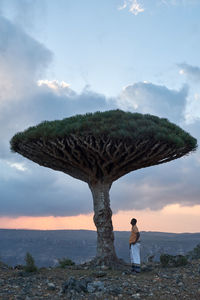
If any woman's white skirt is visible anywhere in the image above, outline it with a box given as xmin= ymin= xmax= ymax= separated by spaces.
xmin=130 ymin=242 xmax=141 ymax=265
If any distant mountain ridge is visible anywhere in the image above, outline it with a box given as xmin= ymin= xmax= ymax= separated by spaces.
xmin=0 ymin=229 xmax=200 ymax=267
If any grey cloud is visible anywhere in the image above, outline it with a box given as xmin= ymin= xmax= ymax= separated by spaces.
xmin=0 ymin=18 xmax=114 ymax=158
xmin=1 ymin=78 xmax=199 ymax=216
xmin=0 ymin=15 xmax=52 ymax=158
xmin=111 ymin=120 xmax=200 ymax=211
xmin=118 ymin=82 xmax=188 ymax=123
xmin=0 ymin=9 xmax=199 ymax=218
xmin=1 ymin=89 xmax=199 ymax=216
xmin=0 ymin=160 xmax=92 ymax=217
xmin=111 ymin=152 xmax=200 ymax=211
xmin=1 ymin=134 xmax=199 ymax=217
xmin=0 ymin=84 xmax=115 ymax=158
xmin=0 ymin=15 xmax=52 ymax=103
xmin=178 ymin=63 xmax=200 ymax=82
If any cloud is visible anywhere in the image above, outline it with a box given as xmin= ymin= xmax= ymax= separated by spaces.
xmin=118 ymin=0 xmax=197 ymax=15
xmin=0 ymin=159 xmax=93 ymax=217
xmin=117 ymin=82 xmax=188 ymax=123
xmin=0 ymin=16 xmax=52 ymax=104
xmin=0 ymin=84 xmax=115 ymax=158
xmin=0 ymin=4 xmax=199 ymax=218
xmin=177 ymin=63 xmax=200 ymax=123
xmin=110 ymin=118 xmax=200 ymax=212
xmin=0 ymin=15 xmax=52 ymax=158
xmin=119 ymin=0 xmax=144 ymax=15
xmin=178 ymin=63 xmax=200 ymax=83
xmin=111 ymin=148 xmax=200 ymax=211
xmin=1 ymin=119 xmax=199 ymax=216
xmin=6 ymin=162 xmax=27 ymax=172
xmin=1 ymin=74 xmax=198 ymax=216
xmin=37 ymin=80 xmax=76 ymax=97
xmin=1 ymin=77 xmax=199 ymax=216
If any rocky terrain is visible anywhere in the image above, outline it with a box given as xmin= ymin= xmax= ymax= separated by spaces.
xmin=0 ymin=259 xmax=200 ymax=300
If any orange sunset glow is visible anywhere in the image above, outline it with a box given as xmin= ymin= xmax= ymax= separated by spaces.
xmin=1 ymin=204 xmax=200 ymax=233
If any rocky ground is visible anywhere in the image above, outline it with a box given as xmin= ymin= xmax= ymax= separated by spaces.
xmin=0 ymin=260 xmax=200 ymax=300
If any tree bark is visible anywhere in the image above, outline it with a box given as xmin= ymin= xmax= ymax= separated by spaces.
xmin=89 ymin=182 xmax=118 ymax=266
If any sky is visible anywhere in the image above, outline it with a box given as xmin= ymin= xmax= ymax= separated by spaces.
xmin=0 ymin=0 xmax=200 ymax=233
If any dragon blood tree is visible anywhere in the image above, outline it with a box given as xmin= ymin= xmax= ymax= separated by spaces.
xmin=10 ymin=110 xmax=197 ymax=267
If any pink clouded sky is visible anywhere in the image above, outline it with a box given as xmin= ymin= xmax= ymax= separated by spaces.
xmin=0 ymin=0 xmax=200 ymax=234
xmin=1 ymin=204 xmax=200 ymax=233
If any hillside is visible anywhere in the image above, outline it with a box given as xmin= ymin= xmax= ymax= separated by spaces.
xmin=0 ymin=229 xmax=200 ymax=267
xmin=0 ymin=258 xmax=200 ymax=299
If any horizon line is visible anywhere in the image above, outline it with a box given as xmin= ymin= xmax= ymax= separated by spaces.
xmin=1 ymin=228 xmax=200 ymax=234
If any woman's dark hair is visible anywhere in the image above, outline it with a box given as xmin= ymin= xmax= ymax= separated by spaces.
xmin=130 ymin=218 xmax=137 ymax=225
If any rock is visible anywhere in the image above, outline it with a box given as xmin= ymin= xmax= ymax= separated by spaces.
xmin=177 ymin=282 xmax=184 ymax=287
xmin=132 ymin=293 xmax=140 ymax=299
xmin=47 ymin=282 xmax=56 ymax=290
xmin=108 ymin=286 xmax=123 ymax=295
xmin=198 ymin=265 xmax=200 ymax=274
xmin=87 ymin=283 xmax=96 ymax=293
xmin=100 ymin=265 xmax=110 ymax=271
xmin=122 ymin=270 xmax=131 ymax=275
xmin=122 ymin=282 xmax=129 ymax=287
xmin=1 ymin=259 xmax=200 ymax=300
xmin=87 ymin=280 xmax=105 ymax=293
xmin=62 ymin=277 xmax=91 ymax=294
xmin=92 ymin=271 xmax=107 ymax=277
xmin=149 ymin=292 xmax=154 ymax=296
xmin=141 ymin=264 xmax=153 ymax=272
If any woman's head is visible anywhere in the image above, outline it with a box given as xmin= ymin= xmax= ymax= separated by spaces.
xmin=130 ymin=218 xmax=137 ymax=226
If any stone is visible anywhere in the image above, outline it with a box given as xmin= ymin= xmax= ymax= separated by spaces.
xmin=132 ymin=293 xmax=140 ymax=299
xmin=87 ymin=280 xmax=104 ymax=293
xmin=47 ymin=282 xmax=56 ymax=290
xmin=87 ymin=283 xmax=96 ymax=293
xmin=178 ymin=282 xmax=184 ymax=287
xmin=108 ymin=286 xmax=123 ymax=295
xmin=62 ymin=277 xmax=91 ymax=294
xmin=92 ymin=271 xmax=107 ymax=277
xmin=100 ymin=265 xmax=110 ymax=270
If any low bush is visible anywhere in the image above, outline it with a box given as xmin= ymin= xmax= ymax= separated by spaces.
xmin=58 ymin=257 xmax=75 ymax=268
xmin=187 ymin=244 xmax=200 ymax=260
xmin=24 ymin=252 xmax=37 ymax=272
xmin=160 ymin=254 xmax=188 ymax=267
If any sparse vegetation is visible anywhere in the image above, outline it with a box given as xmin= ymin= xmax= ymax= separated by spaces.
xmin=24 ymin=252 xmax=37 ymax=272
xmin=160 ymin=254 xmax=188 ymax=267
xmin=187 ymin=243 xmax=200 ymax=259
xmin=58 ymin=257 xmax=75 ymax=268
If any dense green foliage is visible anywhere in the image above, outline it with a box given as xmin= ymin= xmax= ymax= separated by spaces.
xmin=58 ymin=257 xmax=75 ymax=268
xmin=24 ymin=252 xmax=37 ymax=272
xmin=160 ymin=254 xmax=188 ymax=267
xmin=10 ymin=110 xmax=197 ymax=151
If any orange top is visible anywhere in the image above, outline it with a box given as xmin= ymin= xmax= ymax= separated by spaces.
xmin=129 ymin=225 xmax=139 ymax=244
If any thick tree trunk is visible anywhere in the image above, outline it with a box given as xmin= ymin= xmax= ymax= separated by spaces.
xmin=89 ymin=182 xmax=119 ymax=266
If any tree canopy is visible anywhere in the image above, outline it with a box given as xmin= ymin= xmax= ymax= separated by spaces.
xmin=11 ymin=110 xmax=197 ymax=151
xmin=10 ymin=110 xmax=197 ymax=185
